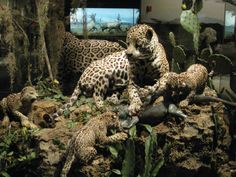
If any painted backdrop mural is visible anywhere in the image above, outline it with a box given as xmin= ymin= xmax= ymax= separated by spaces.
xmin=70 ymin=8 xmax=140 ymax=36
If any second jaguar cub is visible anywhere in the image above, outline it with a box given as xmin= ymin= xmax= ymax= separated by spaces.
xmin=147 ymin=64 xmax=208 ymax=106
xmin=0 ymin=86 xmax=38 ymax=129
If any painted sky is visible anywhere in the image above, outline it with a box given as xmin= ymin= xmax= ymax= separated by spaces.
xmin=71 ymin=8 xmax=140 ymax=24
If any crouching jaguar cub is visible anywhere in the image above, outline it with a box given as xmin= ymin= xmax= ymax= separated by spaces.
xmin=52 ymin=24 xmax=169 ymax=119
xmin=0 ymin=86 xmax=38 ymax=129
xmin=60 ymin=112 xmax=127 ymax=177
xmin=146 ymin=64 xmax=208 ymax=107
xmin=52 ymin=51 xmax=129 ymax=119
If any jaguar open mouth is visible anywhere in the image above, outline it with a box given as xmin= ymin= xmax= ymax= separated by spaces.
xmin=30 ymin=98 xmax=37 ymax=103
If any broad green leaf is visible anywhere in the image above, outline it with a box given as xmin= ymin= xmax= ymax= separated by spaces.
xmin=129 ymin=125 xmax=137 ymax=138
xmin=112 ymin=169 xmax=122 ymax=175
xmin=150 ymin=157 xmax=164 ymax=177
xmin=142 ymin=135 xmax=152 ymax=177
xmin=1 ymin=171 xmax=10 ymax=177
xmin=141 ymin=124 xmax=153 ymax=134
xmin=108 ymin=146 xmax=118 ymax=158
xmin=121 ymin=139 xmax=135 ymax=177
xmin=142 ymin=132 xmax=158 ymax=177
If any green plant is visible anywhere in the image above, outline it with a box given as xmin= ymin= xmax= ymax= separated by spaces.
xmin=171 ymin=0 xmax=233 ymax=76
xmin=180 ymin=0 xmax=202 ymax=53
xmin=36 ymin=79 xmax=67 ymax=101
xmin=139 ymin=124 xmax=164 ymax=177
xmin=0 ymin=128 xmax=38 ymax=176
xmin=52 ymin=138 xmax=66 ymax=150
xmin=108 ymin=125 xmax=166 ymax=177
xmin=121 ymin=126 xmax=136 ymax=177
xmin=169 ymin=32 xmax=195 ymax=73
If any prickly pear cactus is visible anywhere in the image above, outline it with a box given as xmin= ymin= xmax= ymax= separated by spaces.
xmin=173 ymin=46 xmax=186 ymax=64
xmin=180 ymin=10 xmax=200 ymax=53
xmin=200 ymin=47 xmax=212 ymax=60
xmin=169 ymin=31 xmax=195 ymax=73
xmin=193 ymin=0 xmax=203 ymax=13
xmin=208 ymin=54 xmax=233 ymax=74
xmin=171 ymin=59 xmax=182 ymax=73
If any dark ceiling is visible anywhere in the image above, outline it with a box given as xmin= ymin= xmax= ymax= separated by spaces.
xmin=86 ymin=0 xmax=141 ymax=8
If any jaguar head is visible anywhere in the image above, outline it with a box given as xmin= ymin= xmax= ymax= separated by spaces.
xmin=126 ymin=24 xmax=158 ymax=60
xmin=21 ymin=86 xmax=38 ymax=103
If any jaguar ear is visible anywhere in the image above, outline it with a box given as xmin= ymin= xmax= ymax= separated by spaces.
xmin=146 ymin=29 xmax=153 ymax=41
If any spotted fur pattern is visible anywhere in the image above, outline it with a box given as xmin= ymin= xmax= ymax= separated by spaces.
xmin=52 ymin=51 xmax=129 ymax=119
xmin=0 ymin=86 xmax=38 ymax=129
xmin=60 ymin=112 xmax=127 ymax=177
xmin=148 ymin=64 xmax=208 ymax=106
xmin=58 ymin=32 xmax=124 ymax=94
xmin=126 ymin=24 xmax=169 ymax=115
xmin=53 ymin=24 xmax=169 ymax=118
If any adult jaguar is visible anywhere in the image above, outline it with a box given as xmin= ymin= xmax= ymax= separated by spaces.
xmin=58 ymin=32 xmax=124 ymax=94
xmin=126 ymin=24 xmax=169 ymax=115
xmin=52 ymin=24 xmax=169 ymax=119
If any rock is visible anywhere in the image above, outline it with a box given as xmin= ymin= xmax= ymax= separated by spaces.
xmin=155 ymin=99 xmax=231 ymax=177
xmin=34 ymin=119 xmax=83 ymax=177
xmin=218 ymin=161 xmax=236 ymax=177
xmin=29 ymin=100 xmax=60 ymax=128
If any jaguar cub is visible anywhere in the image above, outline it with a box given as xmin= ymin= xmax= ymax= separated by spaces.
xmin=60 ymin=112 xmax=127 ymax=177
xmin=147 ymin=64 xmax=208 ymax=106
xmin=58 ymin=32 xmax=124 ymax=94
xmin=0 ymin=86 xmax=38 ymax=129
xmin=52 ymin=24 xmax=170 ymax=119
xmin=52 ymin=51 xmax=129 ymax=119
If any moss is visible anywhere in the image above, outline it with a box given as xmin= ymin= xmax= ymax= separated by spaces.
xmin=0 ymin=5 xmax=16 ymax=91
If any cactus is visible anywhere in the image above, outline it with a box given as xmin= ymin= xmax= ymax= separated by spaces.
xmin=200 ymin=47 xmax=212 ymax=60
xmin=180 ymin=9 xmax=200 ymax=53
xmin=193 ymin=0 xmax=203 ymax=13
xmin=208 ymin=54 xmax=233 ymax=74
xmin=180 ymin=10 xmax=200 ymax=35
xmin=169 ymin=32 xmax=176 ymax=47
xmin=181 ymin=0 xmax=193 ymax=10
xmin=171 ymin=59 xmax=182 ymax=73
xmin=184 ymin=55 xmax=196 ymax=70
xmin=173 ymin=46 xmax=186 ymax=64
xmin=169 ymin=32 xmax=193 ymax=73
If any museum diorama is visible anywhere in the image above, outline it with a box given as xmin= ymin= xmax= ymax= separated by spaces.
xmin=0 ymin=0 xmax=236 ymax=176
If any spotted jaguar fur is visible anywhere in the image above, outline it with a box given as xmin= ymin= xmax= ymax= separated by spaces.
xmin=58 ymin=32 xmax=124 ymax=94
xmin=0 ymin=86 xmax=38 ymax=129
xmin=53 ymin=24 xmax=169 ymax=119
xmin=126 ymin=24 xmax=169 ymax=115
xmin=146 ymin=64 xmax=208 ymax=106
xmin=60 ymin=112 xmax=127 ymax=177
